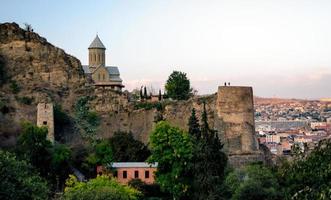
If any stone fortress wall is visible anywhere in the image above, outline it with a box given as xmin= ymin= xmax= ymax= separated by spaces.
xmin=37 ymin=103 xmax=54 ymax=143
xmin=94 ymin=86 xmax=266 ymax=167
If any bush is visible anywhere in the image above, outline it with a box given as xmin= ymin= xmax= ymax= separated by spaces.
xmin=0 ymin=150 xmax=50 ymax=200
xmin=109 ymin=131 xmax=150 ymax=162
xmin=63 ymin=175 xmax=141 ymax=200
xmin=10 ymin=80 xmax=20 ymax=94
xmin=16 ymin=96 xmax=33 ymax=105
xmin=225 ymin=163 xmax=281 ymax=200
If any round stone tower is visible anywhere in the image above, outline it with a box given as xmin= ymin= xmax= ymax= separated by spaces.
xmin=88 ymin=35 xmax=106 ymax=66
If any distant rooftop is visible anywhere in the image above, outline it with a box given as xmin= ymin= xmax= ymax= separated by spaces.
xmin=109 ymin=162 xmax=158 ymax=168
xmin=88 ymin=35 xmax=106 ymax=49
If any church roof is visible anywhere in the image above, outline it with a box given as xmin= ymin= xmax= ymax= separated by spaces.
xmin=88 ymin=35 xmax=106 ymax=49
xmin=106 ymin=66 xmax=120 ymax=75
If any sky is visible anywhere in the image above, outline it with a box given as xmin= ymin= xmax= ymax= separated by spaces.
xmin=1 ymin=0 xmax=331 ymax=99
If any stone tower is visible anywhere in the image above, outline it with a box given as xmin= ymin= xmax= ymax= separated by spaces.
xmin=216 ymin=86 xmax=263 ymax=166
xmin=37 ymin=103 xmax=54 ymax=143
xmin=88 ymin=35 xmax=106 ymax=66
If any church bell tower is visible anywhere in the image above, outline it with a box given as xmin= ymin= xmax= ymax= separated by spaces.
xmin=88 ymin=35 xmax=106 ymax=66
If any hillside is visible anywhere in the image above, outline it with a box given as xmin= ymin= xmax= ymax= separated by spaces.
xmin=0 ymin=22 xmax=88 ymax=146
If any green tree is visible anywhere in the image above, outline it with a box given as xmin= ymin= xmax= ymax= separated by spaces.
xmin=165 ymin=71 xmax=192 ymax=100
xmin=158 ymin=89 xmax=162 ymax=101
xmin=188 ymin=108 xmax=200 ymax=139
xmin=148 ymin=121 xmax=193 ymax=199
xmin=190 ymin=102 xmax=228 ymax=200
xmin=16 ymin=122 xmax=72 ymax=191
xmin=0 ymin=150 xmax=49 ymax=200
xmin=144 ymin=86 xmax=148 ymax=99
xmin=109 ymin=131 xmax=150 ymax=162
xmin=16 ymin=122 xmax=52 ymax=176
xmin=50 ymin=143 xmax=72 ymax=191
xmin=225 ymin=163 xmax=281 ymax=200
xmin=85 ymin=139 xmax=113 ymax=167
xmin=63 ymin=175 xmax=141 ymax=200
xmin=277 ymin=139 xmax=331 ymax=199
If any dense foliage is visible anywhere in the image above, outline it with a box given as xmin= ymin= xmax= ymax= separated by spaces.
xmin=63 ymin=175 xmax=141 ymax=200
xmin=225 ymin=163 xmax=281 ymax=200
xmin=277 ymin=139 xmax=331 ymax=199
xmin=189 ymin=103 xmax=228 ymax=200
xmin=148 ymin=121 xmax=194 ymax=199
xmin=0 ymin=150 xmax=49 ymax=200
xmin=165 ymin=71 xmax=192 ymax=100
xmin=85 ymin=139 xmax=113 ymax=166
xmin=16 ymin=122 xmax=52 ymax=176
xmin=109 ymin=131 xmax=151 ymax=162
xmin=16 ymin=122 xmax=72 ymax=191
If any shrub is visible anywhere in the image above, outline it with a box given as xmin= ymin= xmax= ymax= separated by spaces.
xmin=63 ymin=175 xmax=141 ymax=200
xmin=16 ymin=96 xmax=33 ymax=105
xmin=0 ymin=150 xmax=50 ymax=200
xmin=10 ymin=80 xmax=20 ymax=94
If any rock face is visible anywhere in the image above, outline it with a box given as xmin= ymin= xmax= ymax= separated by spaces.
xmin=0 ymin=23 xmax=87 ymax=146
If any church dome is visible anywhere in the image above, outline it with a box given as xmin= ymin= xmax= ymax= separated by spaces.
xmin=88 ymin=35 xmax=106 ymax=49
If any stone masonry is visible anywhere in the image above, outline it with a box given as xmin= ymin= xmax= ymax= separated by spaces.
xmin=37 ymin=103 xmax=54 ymax=143
xmin=216 ymin=86 xmax=264 ymax=166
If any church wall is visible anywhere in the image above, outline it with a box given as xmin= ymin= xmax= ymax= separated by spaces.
xmin=92 ymin=66 xmax=110 ymax=82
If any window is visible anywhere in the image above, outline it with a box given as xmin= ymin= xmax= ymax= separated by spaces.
xmin=94 ymin=54 xmax=96 ymax=61
xmin=98 ymin=54 xmax=100 ymax=62
xmin=113 ymin=171 xmax=118 ymax=178
xmin=123 ymin=171 xmax=127 ymax=179
xmin=43 ymin=121 xmax=47 ymax=125
xmin=145 ymin=170 xmax=150 ymax=179
xmin=103 ymin=74 xmax=105 ymax=80
xmin=134 ymin=170 xmax=139 ymax=178
xmin=98 ymin=73 xmax=100 ymax=81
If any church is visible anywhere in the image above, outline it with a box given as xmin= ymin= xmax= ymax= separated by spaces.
xmin=82 ymin=35 xmax=124 ymax=91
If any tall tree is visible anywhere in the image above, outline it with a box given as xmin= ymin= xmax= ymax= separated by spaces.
xmin=144 ymin=86 xmax=148 ymax=99
xmin=148 ymin=121 xmax=193 ymax=199
xmin=158 ymin=89 xmax=162 ymax=101
xmin=16 ymin=122 xmax=52 ymax=177
xmin=140 ymin=86 xmax=143 ymax=100
xmin=188 ymin=108 xmax=201 ymax=139
xmin=191 ymin=101 xmax=228 ymax=200
xmin=0 ymin=150 xmax=50 ymax=200
xmin=165 ymin=71 xmax=192 ymax=100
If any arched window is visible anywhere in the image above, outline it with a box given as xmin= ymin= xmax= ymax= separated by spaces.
xmin=94 ymin=54 xmax=96 ymax=62
xmin=98 ymin=54 xmax=101 ymax=62
xmin=103 ymin=74 xmax=105 ymax=80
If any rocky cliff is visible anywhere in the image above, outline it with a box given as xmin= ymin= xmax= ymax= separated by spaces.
xmin=0 ymin=22 xmax=87 ymax=146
